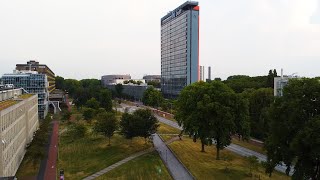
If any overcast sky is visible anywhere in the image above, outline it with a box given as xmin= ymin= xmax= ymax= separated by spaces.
xmin=0 ymin=0 xmax=319 ymax=80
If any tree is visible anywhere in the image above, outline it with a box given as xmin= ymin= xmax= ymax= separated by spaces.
xmin=214 ymin=78 xmax=222 ymax=81
xmin=142 ymin=87 xmax=164 ymax=107
xmin=115 ymin=83 xmax=123 ymax=97
xmin=55 ymin=76 xmax=65 ymax=90
xmin=224 ymin=75 xmax=268 ymax=93
xmin=98 ymin=89 xmax=112 ymax=111
xmin=175 ymin=81 xmax=238 ymax=159
xmin=133 ymin=109 xmax=159 ymax=142
xmin=267 ymin=69 xmax=278 ymax=88
xmin=120 ymin=109 xmax=159 ymax=142
xmin=82 ymin=107 xmax=95 ymax=120
xmin=233 ymin=94 xmax=250 ymax=141
xmin=147 ymin=81 xmax=161 ymax=88
xmin=266 ymin=78 xmax=320 ymax=177
xmin=136 ymin=80 xmax=143 ymax=85
xmin=120 ymin=112 xmax=136 ymax=139
xmin=94 ymin=112 xmax=118 ymax=146
xmin=86 ymin=97 xmax=100 ymax=109
xmin=247 ymin=156 xmax=259 ymax=176
xmin=291 ymin=116 xmax=320 ymax=179
xmin=247 ymin=88 xmax=274 ymax=140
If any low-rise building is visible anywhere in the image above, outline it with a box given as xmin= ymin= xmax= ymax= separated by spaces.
xmin=101 ymin=75 xmax=131 ymax=86
xmin=105 ymin=84 xmax=150 ymax=101
xmin=143 ymin=75 xmax=161 ymax=83
xmin=274 ymin=73 xmax=299 ymax=96
xmin=0 ymin=88 xmax=39 ymax=177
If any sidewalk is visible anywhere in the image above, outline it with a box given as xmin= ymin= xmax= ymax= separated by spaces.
xmin=153 ymin=134 xmax=194 ymax=180
xmin=43 ymin=121 xmax=59 ymax=180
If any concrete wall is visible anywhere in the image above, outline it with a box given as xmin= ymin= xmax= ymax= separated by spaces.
xmin=0 ymin=89 xmax=23 ymax=102
xmin=0 ymin=94 xmax=39 ymax=177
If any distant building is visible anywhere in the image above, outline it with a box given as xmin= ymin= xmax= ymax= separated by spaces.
xmin=143 ymin=75 xmax=161 ymax=83
xmin=274 ymin=70 xmax=299 ymax=96
xmin=199 ymin=66 xmax=205 ymax=81
xmin=16 ymin=60 xmax=55 ymax=93
xmin=161 ymin=1 xmax=200 ymax=98
xmin=2 ymin=71 xmax=49 ymax=119
xmin=101 ymin=75 xmax=131 ymax=86
xmin=207 ymin=66 xmax=211 ymax=81
xmin=105 ymin=84 xmax=150 ymax=101
xmin=0 ymin=88 xmax=39 ymax=177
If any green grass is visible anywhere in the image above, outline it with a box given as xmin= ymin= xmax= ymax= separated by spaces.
xmin=58 ymin=123 xmax=152 ymax=180
xmin=16 ymin=114 xmax=53 ymax=178
xmin=15 ymin=159 xmax=40 ymax=178
xmin=232 ymin=138 xmax=266 ymax=155
xmin=96 ymin=152 xmax=172 ymax=180
xmin=157 ymin=122 xmax=181 ymax=134
xmin=168 ymin=137 xmax=290 ymax=180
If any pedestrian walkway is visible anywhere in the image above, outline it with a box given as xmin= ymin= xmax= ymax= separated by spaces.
xmin=156 ymin=113 xmax=293 ymax=175
xmin=153 ymin=134 xmax=194 ymax=180
xmin=82 ymin=148 xmax=155 ymax=180
xmin=44 ymin=121 xmax=59 ymax=180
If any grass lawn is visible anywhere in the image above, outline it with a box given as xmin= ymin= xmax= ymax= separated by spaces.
xmin=169 ymin=137 xmax=290 ymax=180
xmin=157 ymin=122 xmax=181 ymax=134
xmin=232 ymin=138 xmax=266 ymax=155
xmin=58 ymin=123 xmax=152 ymax=180
xmin=16 ymin=159 xmax=40 ymax=178
xmin=16 ymin=115 xmax=53 ymax=179
xmin=96 ymin=152 xmax=172 ymax=180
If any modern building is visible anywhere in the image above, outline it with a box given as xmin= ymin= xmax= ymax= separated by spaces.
xmin=161 ymin=1 xmax=200 ymax=98
xmin=274 ymin=70 xmax=299 ymax=96
xmin=101 ymin=75 xmax=131 ymax=86
xmin=105 ymin=84 xmax=150 ymax=101
xmin=143 ymin=75 xmax=161 ymax=83
xmin=1 ymin=71 xmax=49 ymax=119
xmin=0 ymin=88 xmax=39 ymax=177
xmin=16 ymin=60 xmax=55 ymax=93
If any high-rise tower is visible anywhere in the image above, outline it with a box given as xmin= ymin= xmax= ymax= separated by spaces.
xmin=161 ymin=1 xmax=200 ymax=98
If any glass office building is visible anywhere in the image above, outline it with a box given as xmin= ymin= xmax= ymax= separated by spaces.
xmin=2 ymin=71 xmax=49 ymax=119
xmin=161 ymin=1 xmax=200 ymax=98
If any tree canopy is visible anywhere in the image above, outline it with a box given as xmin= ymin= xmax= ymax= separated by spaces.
xmin=120 ymin=109 xmax=159 ymax=142
xmin=142 ymin=87 xmax=164 ymax=108
xmin=265 ymin=78 xmax=320 ymax=178
xmin=175 ymin=81 xmax=249 ymax=159
xmin=94 ymin=112 xmax=118 ymax=146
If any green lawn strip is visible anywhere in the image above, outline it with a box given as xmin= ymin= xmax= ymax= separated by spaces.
xmin=157 ymin=122 xmax=181 ymax=134
xmin=58 ymin=131 xmax=151 ymax=180
xmin=160 ymin=135 xmax=174 ymax=142
xmin=16 ymin=115 xmax=53 ymax=178
xmin=232 ymin=138 xmax=266 ymax=155
xmin=15 ymin=158 xmax=40 ymax=178
xmin=168 ymin=137 xmax=289 ymax=180
xmin=96 ymin=152 xmax=172 ymax=180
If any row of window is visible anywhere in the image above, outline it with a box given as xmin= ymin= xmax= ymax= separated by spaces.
xmin=161 ymin=12 xmax=188 ymax=27
xmin=2 ymin=128 xmax=27 ymax=176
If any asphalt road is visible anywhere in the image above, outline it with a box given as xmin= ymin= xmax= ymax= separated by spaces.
xmin=119 ymin=103 xmax=293 ymax=175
